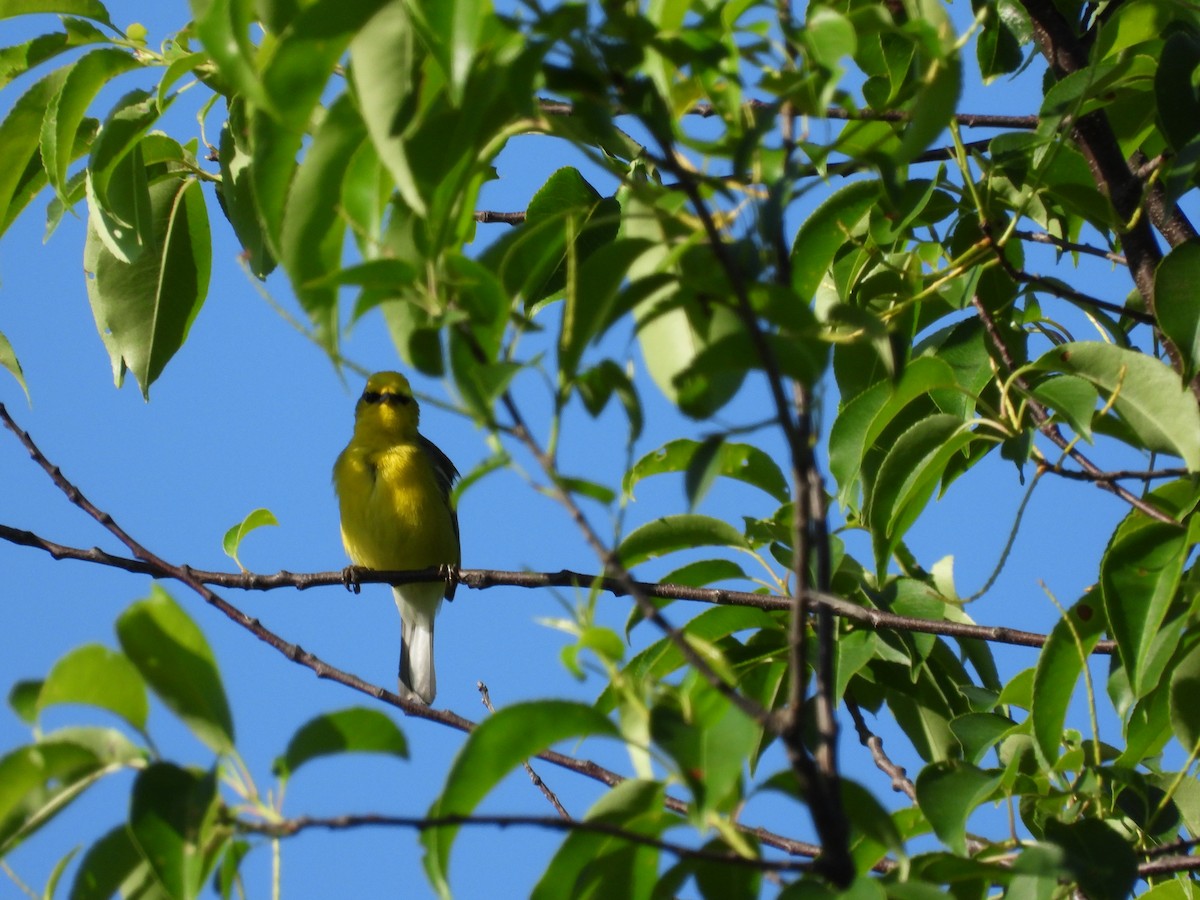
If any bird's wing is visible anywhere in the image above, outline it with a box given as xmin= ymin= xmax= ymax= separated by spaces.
xmin=418 ymin=434 xmax=461 ymax=598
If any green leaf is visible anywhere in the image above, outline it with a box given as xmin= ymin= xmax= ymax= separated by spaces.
xmin=1030 ymin=375 xmax=1099 ymax=442
xmin=1027 ymin=342 xmax=1200 ymax=468
xmin=37 ymin=643 xmax=148 ymax=733
xmin=0 ymin=0 xmax=112 ymax=23
xmin=1156 ymin=32 xmax=1200 ymax=150
xmin=914 ymin=761 xmax=1000 ymax=855
xmin=531 ymin=780 xmax=667 ymax=900
xmin=950 ymin=712 xmax=1016 ymax=766
xmin=624 ymin=438 xmax=790 ymax=505
xmin=116 ymin=586 xmax=234 ymax=754
xmin=84 ymin=173 xmax=211 ymax=397
xmin=791 ymin=179 xmax=880 ymax=302
xmin=617 ymin=514 xmax=748 ymax=568
xmin=1101 ymin=505 xmax=1191 ymax=698
xmin=128 ymin=763 xmax=218 ymax=900
xmin=576 ymin=359 xmax=644 ymax=440
xmin=0 ymin=28 xmax=102 ymax=91
xmin=865 ymin=413 xmax=977 ymax=570
xmin=191 ymin=0 xmax=271 ymax=112
xmin=0 ymin=329 xmax=29 ymax=403
xmin=898 ymin=51 xmax=961 ymax=162
xmin=42 ymin=48 xmax=140 ymax=202
xmin=8 ymin=680 xmax=41 ymax=723
xmin=1043 ymin=818 xmax=1137 ymax=900
xmin=423 ymin=701 xmax=619 ymax=898
xmin=221 ymin=507 xmax=278 ymax=572
xmin=215 ymin=99 xmax=275 ymax=279
xmin=410 ymin=0 xmax=483 ymax=104
xmin=829 ymin=356 xmax=959 ymax=508
xmin=1168 ymin=642 xmax=1200 ymax=752
xmin=559 ymin=239 xmax=651 ymax=379
xmin=279 ymin=91 xmax=366 ymax=349
xmin=660 ymin=558 xmax=748 ymax=587
xmin=275 ymin=707 xmax=408 ymax=779
xmin=349 ymin=0 xmax=424 ymax=214
xmin=0 ymin=69 xmax=68 ymax=240
xmin=1154 ymin=241 xmax=1200 ymax=381
xmin=0 ymin=728 xmax=144 ymax=855
xmin=1030 ymin=597 xmax=1107 ymax=764
xmin=69 ymin=824 xmax=146 ymax=900
xmin=86 ymin=90 xmax=167 ymax=263
xmin=651 ymin=684 xmax=757 ymax=816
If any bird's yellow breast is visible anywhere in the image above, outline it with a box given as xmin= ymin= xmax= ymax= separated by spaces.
xmin=334 ymin=441 xmax=459 ymax=573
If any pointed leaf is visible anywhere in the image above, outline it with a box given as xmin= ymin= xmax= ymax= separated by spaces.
xmin=1028 ymin=342 xmax=1200 ymax=468
xmin=37 ymin=643 xmax=148 ymax=733
xmin=423 ymin=701 xmax=619 ymax=897
xmin=1155 ymin=241 xmax=1200 ymax=381
xmin=275 ymin=707 xmax=408 ymax=778
xmin=915 ymin=761 xmax=1000 ymax=855
xmin=116 ymin=586 xmax=234 ymax=753
xmin=220 ymin=507 xmax=278 ymax=571
xmin=0 ymin=0 xmax=112 ymax=23
xmin=0 ymin=330 xmax=29 ymax=403
xmin=84 ymin=174 xmax=211 ymax=397
xmin=531 ymin=780 xmax=667 ymax=900
xmin=624 ymin=438 xmax=790 ymax=504
xmin=1029 ymin=597 xmax=1107 ymax=764
xmin=69 ymin=824 xmax=145 ymax=900
xmin=1168 ymin=641 xmax=1200 ymax=751
xmin=128 ymin=763 xmax=218 ymax=900
xmin=617 ymin=514 xmax=748 ymax=568
xmin=791 ymin=179 xmax=880 ymax=301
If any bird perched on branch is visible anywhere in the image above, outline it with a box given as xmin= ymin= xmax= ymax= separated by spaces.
xmin=333 ymin=371 xmax=460 ymax=704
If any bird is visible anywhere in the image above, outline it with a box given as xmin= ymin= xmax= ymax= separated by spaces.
xmin=333 ymin=371 xmax=460 ymax=704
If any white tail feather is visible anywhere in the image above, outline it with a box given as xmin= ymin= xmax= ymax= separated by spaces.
xmin=394 ymin=586 xmax=442 ymax=704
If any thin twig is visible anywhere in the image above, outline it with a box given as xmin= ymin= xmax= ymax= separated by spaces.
xmin=846 ymin=696 xmax=915 ymax=801
xmin=232 ymin=811 xmax=825 ymax=873
xmin=479 ymin=681 xmax=570 ymax=820
xmin=537 ymin=97 xmax=1040 ymax=130
xmin=970 ymin=298 xmax=1179 ymax=525
xmin=1012 ymin=229 xmax=1126 ymax=265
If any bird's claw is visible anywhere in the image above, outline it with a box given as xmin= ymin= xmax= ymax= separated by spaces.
xmin=341 ymin=565 xmax=363 ymax=594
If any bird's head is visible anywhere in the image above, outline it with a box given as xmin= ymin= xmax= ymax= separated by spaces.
xmin=353 ymin=371 xmax=420 ymax=440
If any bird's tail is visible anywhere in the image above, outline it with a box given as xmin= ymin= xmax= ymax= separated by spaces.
xmin=394 ymin=587 xmax=441 ymax=704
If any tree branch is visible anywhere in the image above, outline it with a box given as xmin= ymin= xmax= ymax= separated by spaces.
xmin=970 ymin=297 xmax=1180 ymax=525
xmin=231 ymin=811 xmax=833 ymax=874
xmin=0 ymin=524 xmax=1119 ymax=654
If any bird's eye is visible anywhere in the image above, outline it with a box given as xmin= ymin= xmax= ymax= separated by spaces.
xmin=361 ymin=390 xmax=382 ymax=404
xmin=381 ymin=392 xmax=412 ymax=406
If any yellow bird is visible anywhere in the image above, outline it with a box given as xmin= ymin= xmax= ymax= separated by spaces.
xmin=333 ymin=372 xmax=460 ymax=704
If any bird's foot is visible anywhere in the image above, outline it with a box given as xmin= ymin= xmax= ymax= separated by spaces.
xmin=341 ymin=565 xmax=364 ymax=594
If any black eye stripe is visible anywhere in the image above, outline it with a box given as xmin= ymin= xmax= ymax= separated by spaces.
xmin=362 ymin=389 xmax=412 ymax=406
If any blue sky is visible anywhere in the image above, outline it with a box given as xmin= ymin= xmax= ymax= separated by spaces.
xmin=0 ymin=1 xmax=1168 ymax=897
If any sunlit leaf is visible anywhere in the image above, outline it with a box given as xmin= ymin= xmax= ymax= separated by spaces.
xmin=221 ymin=507 xmax=278 ymax=572
xmin=423 ymin=701 xmax=619 ymax=897
xmin=84 ymin=173 xmax=211 ymax=397
xmin=36 ymin=643 xmax=148 ymax=733
xmin=624 ymin=438 xmax=790 ymax=505
xmin=1027 ymin=342 xmax=1200 ymax=469
xmin=116 ymin=586 xmax=234 ymax=754
xmin=128 ymin=763 xmax=218 ymax=899
xmin=275 ymin=707 xmax=408 ymax=779
xmin=617 ymin=514 xmax=748 ymax=568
